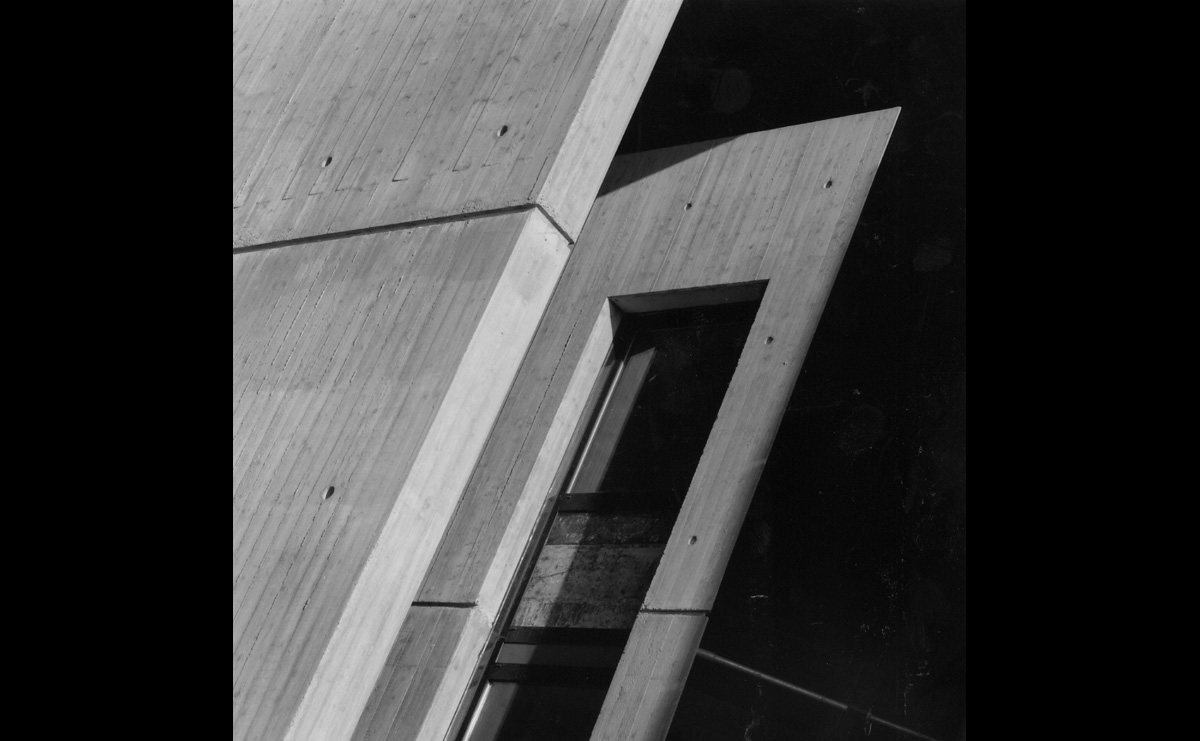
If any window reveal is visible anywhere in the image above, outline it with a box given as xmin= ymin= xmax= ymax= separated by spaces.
xmin=460 ymin=300 xmax=759 ymax=741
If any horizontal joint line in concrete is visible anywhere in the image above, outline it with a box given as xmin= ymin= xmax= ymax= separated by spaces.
xmin=410 ymin=601 xmax=478 ymax=609
xmin=231 ymin=205 xmax=542 ymax=255
xmin=534 ymin=203 xmax=576 ymax=246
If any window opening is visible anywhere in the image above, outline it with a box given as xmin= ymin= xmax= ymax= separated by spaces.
xmin=460 ymin=300 xmax=759 ymax=741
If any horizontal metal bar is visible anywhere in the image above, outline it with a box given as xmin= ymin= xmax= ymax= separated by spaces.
xmin=557 ymin=491 xmax=678 ymax=512
xmin=505 ymin=627 xmax=631 ymax=646
xmin=487 ymin=663 xmax=616 ymax=686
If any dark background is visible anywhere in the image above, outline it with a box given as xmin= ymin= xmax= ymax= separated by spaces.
xmin=615 ymin=1 xmax=966 ymax=739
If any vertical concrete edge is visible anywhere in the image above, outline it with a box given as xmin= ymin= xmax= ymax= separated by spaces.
xmin=282 ymin=209 xmax=571 ymax=741
xmin=534 ymin=0 xmax=685 ymax=241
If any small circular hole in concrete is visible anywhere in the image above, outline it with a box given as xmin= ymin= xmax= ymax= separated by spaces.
xmin=688 ymin=535 xmax=698 ymax=545
xmin=824 ymin=179 xmax=833 ymax=189
xmin=684 ymin=202 xmax=693 ymax=210
xmin=322 ymin=486 xmax=335 ymax=500
xmin=497 ymin=125 xmax=509 ymax=137
xmin=765 ymin=336 xmax=774 ymax=345
xmin=322 ymin=156 xmax=333 ymax=168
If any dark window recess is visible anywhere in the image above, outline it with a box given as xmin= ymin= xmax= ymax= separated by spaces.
xmin=460 ymin=301 xmax=758 ymax=741
xmin=463 ymin=682 xmax=611 ymax=741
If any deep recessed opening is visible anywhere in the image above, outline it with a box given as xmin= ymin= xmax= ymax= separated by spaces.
xmin=322 ymin=156 xmax=333 ymax=168
xmin=322 ymin=486 xmax=335 ymax=500
xmin=824 ymin=179 xmax=832 ymax=189
xmin=497 ymin=125 xmax=509 ymax=137
xmin=459 ymin=296 xmax=762 ymax=741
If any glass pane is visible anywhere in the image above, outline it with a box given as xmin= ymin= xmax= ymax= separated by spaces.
xmin=546 ymin=512 xmax=673 ymax=546
xmin=572 ymin=304 xmax=757 ymax=499
xmin=464 ymin=682 xmax=611 ymax=741
xmin=510 ymin=543 xmax=663 ymax=629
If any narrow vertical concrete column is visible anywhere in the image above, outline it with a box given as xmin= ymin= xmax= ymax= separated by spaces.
xmin=284 ymin=209 xmax=569 ymax=741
